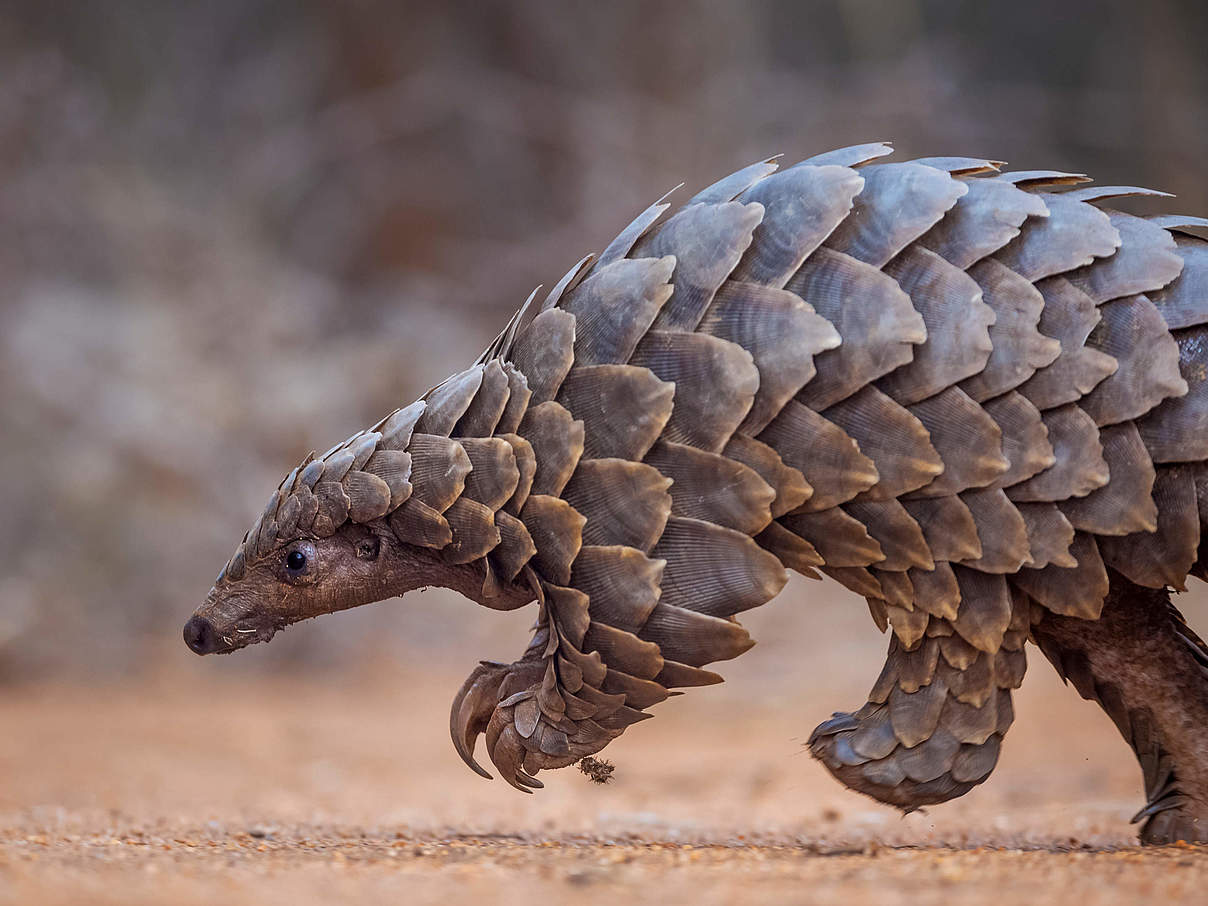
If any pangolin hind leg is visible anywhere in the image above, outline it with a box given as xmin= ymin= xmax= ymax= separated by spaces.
xmin=809 ymin=581 xmax=1029 ymax=811
xmin=1031 ymin=570 xmax=1208 ymax=844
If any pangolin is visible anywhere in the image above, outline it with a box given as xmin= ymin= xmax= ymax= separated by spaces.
xmin=185 ymin=143 xmax=1208 ymax=844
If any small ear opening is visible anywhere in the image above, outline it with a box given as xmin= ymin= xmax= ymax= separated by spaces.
xmin=355 ymin=533 xmax=381 ymax=561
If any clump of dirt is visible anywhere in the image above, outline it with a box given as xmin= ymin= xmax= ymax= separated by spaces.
xmin=578 ymin=757 xmax=615 ymax=784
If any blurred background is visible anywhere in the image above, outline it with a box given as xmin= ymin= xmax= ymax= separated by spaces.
xmin=1 ymin=0 xmax=1206 ymax=687
xmin=5 ymin=7 xmax=1208 ymax=899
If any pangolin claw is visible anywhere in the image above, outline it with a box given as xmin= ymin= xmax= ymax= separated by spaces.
xmin=449 ymin=660 xmax=512 ymax=780
xmin=488 ymin=721 xmax=537 ymax=792
xmin=449 ymin=657 xmax=555 ymax=791
xmin=449 ymin=655 xmax=620 ymax=792
xmin=1131 ymin=792 xmax=1190 ymax=823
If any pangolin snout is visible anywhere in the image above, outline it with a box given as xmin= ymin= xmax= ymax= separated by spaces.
xmin=183 ymin=615 xmax=221 ymax=655
xmin=185 ymin=587 xmax=282 ymax=655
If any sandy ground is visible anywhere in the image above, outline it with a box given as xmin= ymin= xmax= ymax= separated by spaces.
xmin=2 ymin=583 xmax=1207 ymax=904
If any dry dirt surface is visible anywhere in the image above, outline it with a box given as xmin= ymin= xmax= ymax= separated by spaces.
xmin=3 ymin=587 xmax=1208 ymax=904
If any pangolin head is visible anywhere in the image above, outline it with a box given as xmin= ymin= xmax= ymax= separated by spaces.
xmin=184 ymin=372 xmax=537 ymax=656
xmin=183 ymin=440 xmax=410 ymax=656
xmin=184 ymin=400 xmax=443 ymax=656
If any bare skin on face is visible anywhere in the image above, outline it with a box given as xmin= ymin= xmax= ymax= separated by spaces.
xmin=184 ymin=521 xmax=532 ymax=657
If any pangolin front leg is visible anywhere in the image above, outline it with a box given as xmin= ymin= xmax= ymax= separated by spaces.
xmin=450 ymin=591 xmax=637 ymax=790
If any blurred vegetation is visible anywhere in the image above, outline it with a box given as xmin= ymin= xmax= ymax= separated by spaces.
xmin=1 ymin=0 xmax=1205 ymax=678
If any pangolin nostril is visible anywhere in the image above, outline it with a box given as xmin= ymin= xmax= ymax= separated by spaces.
xmin=183 ymin=615 xmax=219 ymax=655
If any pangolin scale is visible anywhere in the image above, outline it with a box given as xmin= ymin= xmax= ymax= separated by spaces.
xmin=186 ymin=143 xmax=1208 ymax=844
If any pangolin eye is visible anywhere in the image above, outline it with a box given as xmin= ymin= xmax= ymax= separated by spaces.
xmin=281 ymin=542 xmax=315 ymax=583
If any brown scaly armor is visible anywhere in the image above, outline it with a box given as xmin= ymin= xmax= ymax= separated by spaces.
xmin=185 ymin=143 xmax=1208 ymax=844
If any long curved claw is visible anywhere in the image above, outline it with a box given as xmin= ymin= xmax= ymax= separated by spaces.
xmin=449 ymin=660 xmax=512 ymax=780
xmin=1131 ymin=792 xmax=1190 ymax=823
xmin=491 ymin=723 xmax=535 ymax=793
xmin=450 ymin=655 xmax=633 ymax=792
xmin=515 ymin=770 xmax=545 ymax=790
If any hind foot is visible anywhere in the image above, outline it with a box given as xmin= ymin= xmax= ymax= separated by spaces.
xmin=1135 ymin=795 xmax=1208 ymax=845
xmin=1031 ymin=573 xmax=1208 ymax=846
